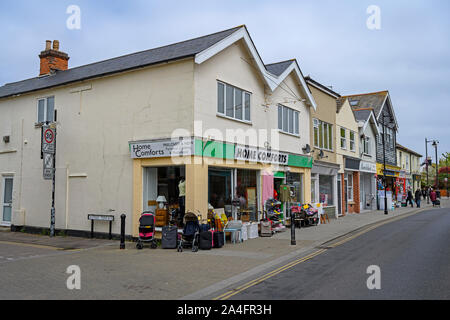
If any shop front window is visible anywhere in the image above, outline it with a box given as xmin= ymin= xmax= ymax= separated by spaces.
xmin=236 ymin=169 xmax=259 ymax=221
xmin=286 ymin=172 xmax=303 ymax=203
xmin=143 ymin=166 xmax=185 ymax=213
xmin=319 ymin=175 xmax=334 ymax=206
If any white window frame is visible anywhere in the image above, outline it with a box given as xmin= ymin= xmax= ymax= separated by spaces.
xmin=347 ymin=173 xmax=353 ymax=202
xmin=278 ymin=104 xmax=299 ymax=136
xmin=36 ymin=96 xmax=55 ymax=124
xmin=313 ymin=119 xmax=333 ymax=151
xmin=363 ymin=136 xmax=371 ymax=155
xmin=340 ymin=128 xmax=347 ymax=150
xmin=217 ymin=81 xmax=251 ymax=123
xmin=350 ymin=131 xmax=356 ymax=152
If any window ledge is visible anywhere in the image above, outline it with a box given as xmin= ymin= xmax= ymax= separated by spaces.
xmin=278 ymin=129 xmax=300 ymax=138
xmin=216 ymin=113 xmax=252 ymax=125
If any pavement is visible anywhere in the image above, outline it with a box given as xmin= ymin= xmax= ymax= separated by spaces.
xmin=0 ymin=198 xmax=447 ymax=300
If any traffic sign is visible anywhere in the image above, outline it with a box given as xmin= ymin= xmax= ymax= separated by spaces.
xmin=43 ymin=153 xmax=54 ymax=180
xmin=42 ymin=125 xmax=56 ymax=154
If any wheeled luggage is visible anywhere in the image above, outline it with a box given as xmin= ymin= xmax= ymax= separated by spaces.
xmin=260 ymin=220 xmax=272 ymax=237
xmin=199 ymin=231 xmax=213 ymax=250
xmin=161 ymin=225 xmax=178 ymax=249
xmin=213 ymin=231 xmax=224 ymax=248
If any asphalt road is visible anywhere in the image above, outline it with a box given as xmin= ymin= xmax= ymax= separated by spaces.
xmin=225 ymin=206 xmax=450 ymax=300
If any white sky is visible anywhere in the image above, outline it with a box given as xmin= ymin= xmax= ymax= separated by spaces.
xmin=1 ymin=0 xmax=449 ymax=160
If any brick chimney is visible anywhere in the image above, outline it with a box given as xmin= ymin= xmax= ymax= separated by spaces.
xmin=39 ymin=40 xmax=70 ymax=76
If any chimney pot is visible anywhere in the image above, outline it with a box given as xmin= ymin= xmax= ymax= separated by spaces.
xmin=53 ymin=40 xmax=60 ymax=51
xmin=45 ymin=40 xmax=52 ymax=51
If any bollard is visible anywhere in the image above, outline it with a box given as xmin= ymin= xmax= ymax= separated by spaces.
xmin=290 ymin=207 xmax=296 ymax=246
xmin=120 ymin=214 xmax=126 ymax=250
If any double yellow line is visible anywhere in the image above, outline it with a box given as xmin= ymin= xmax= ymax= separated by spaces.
xmin=213 ymin=208 xmax=427 ymax=300
xmin=213 ymin=248 xmax=327 ymax=300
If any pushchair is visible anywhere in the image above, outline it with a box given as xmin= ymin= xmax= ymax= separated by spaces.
xmin=177 ymin=212 xmax=200 ymax=252
xmin=136 ymin=211 xmax=158 ymax=250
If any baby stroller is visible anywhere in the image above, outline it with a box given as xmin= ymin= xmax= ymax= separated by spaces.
xmin=177 ymin=212 xmax=200 ymax=252
xmin=136 ymin=211 xmax=158 ymax=250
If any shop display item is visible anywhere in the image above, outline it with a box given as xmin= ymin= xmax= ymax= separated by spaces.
xmin=213 ymin=231 xmax=224 ymax=248
xmin=161 ymin=225 xmax=178 ymax=249
xmin=260 ymin=220 xmax=272 ymax=237
xmin=178 ymin=212 xmax=200 ymax=252
xmin=199 ymin=231 xmax=213 ymax=250
xmin=136 ymin=212 xmax=158 ymax=250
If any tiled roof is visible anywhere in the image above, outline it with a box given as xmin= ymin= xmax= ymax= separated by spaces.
xmin=341 ymin=91 xmax=388 ymax=115
xmin=0 ymin=26 xmax=242 ymax=99
xmin=265 ymin=60 xmax=294 ymax=76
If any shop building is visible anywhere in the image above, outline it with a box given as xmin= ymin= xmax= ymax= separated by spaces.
xmin=396 ymin=143 xmax=423 ymax=196
xmin=353 ymin=109 xmax=379 ymax=211
xmin=0 ymin=26 xmax=316 ymax=237
xmin=305 ymin=77 xmax=340 ymax=218
xmin=344 ymin=91 xmax=400 ymax=209
xmin=335 ymin=98 xmax=361 ymax=215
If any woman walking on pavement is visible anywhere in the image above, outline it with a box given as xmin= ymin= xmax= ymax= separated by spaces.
xmin=430 ymin=188 xmax=437 ymax=207
xmin=415 ymin=189 xmax=422 ymax=208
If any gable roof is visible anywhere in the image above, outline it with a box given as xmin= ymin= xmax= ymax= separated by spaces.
xmin=0 ymin=25 xmax=317 ymax=110
xmin=353 ymin=108 xmax=380 ymax=135
xmin=305 ymin=76 xmax=341 ymax=99
xmin=266 ymin=60 xmax=295 ymax=76
xmin=0 ymin=26 xmax=242 ymax=99
xmin=341 ymin=90 xmax=398 ymax=129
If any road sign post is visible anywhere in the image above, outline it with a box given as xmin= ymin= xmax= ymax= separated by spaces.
xmin=42 ymin=123 xmax=57 ymax=237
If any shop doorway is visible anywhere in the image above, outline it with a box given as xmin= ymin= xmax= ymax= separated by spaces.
xmin=1 ymin=176 xmax=13 ymax=225
xmin=208 ymin=168 xmax=233 ymax=211
xmin=337 ymin=175 xmax=342 ymax=216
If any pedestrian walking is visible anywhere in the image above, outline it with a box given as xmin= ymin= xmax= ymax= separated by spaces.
xmin=406 ymin=187 xmax=414 ymax=207
xmin=430 ymin=188 xmax=437 ymax=207
xmin=415 ymin=189 xmax=421 ymax=208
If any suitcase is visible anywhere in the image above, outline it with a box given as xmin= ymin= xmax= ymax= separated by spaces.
xmin=199 ymin=231 xmax=213 ymax=250
xmin=260 ymin=220 xmax=272 ymax=237
xmin=161 ymin=226 xmax=178 ymax=249
xmin=213 ymin=231 xmax=224 ymax=248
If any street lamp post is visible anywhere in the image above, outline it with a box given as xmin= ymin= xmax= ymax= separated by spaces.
xmin=425 ymin=138 xmax=436 ymax=204
xmin=442 ymin=153 xmax=449 ymax=199
xmin=432 ymin=141 xmax=439 ymax=190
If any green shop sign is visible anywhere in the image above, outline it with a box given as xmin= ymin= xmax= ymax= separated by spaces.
xmin=194 ymin=138 xmax=312 ymax=168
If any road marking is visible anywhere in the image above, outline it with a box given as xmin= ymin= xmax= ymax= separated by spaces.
xmin=0 ymin=240 xmax=63 ymax=250
xmin=214 ymin=207 xmax=433 ymax=300
xmin=214 ymin=249 xmax=327 ymax=300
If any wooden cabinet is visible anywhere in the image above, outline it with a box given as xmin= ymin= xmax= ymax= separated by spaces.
xmin=155 ymin=209 xmax=168 ymax=227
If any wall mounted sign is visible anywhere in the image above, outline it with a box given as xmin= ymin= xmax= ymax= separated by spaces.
xmin=130 ymin=138 xmax=194 ymax=159
xmin=234 ymin=145 xmax=289 ymax=165
xmin=359 ymin=161 xmax=377 ymax=173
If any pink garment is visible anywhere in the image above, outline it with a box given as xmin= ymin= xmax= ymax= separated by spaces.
xmin=262 ymin=174 xmax=274 ymax=205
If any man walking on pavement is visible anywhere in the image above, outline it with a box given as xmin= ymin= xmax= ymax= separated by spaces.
xmin=406 ymin=187 xmax=414 ymax=207
xmin=415 ymin=188 xmax=422 ymax=208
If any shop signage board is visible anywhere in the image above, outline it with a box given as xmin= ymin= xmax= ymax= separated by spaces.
xmin=234 ymin=145 xmax=289 ymax=165
xmin=359 ymin=161 xmax=377 ymax=173
xmin=130 ymin=139 xmax=194 ymax=159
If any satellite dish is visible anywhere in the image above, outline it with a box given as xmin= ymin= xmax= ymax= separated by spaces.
xmin=302 ymin=144 xmax=311 ymax=154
